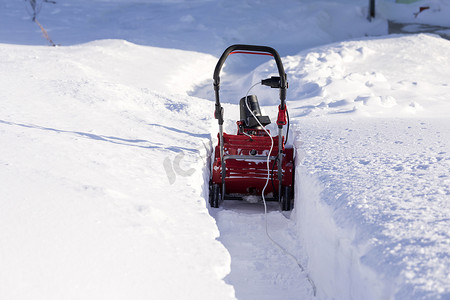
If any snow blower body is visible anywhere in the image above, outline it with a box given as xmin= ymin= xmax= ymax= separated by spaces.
xmin=210 ymin=44 xmax=294 ymax=211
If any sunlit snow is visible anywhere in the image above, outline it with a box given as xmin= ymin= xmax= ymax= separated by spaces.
xmin=1 ymin=0 xmax=449 ymax=299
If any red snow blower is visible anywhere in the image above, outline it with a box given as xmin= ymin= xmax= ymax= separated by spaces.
xmin=209 ymin=44 xmax=294 ymax=211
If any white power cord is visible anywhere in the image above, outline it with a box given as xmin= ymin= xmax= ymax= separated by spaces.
xmin=244 ymin=83 xmax=317 ymax=297
xmin=244 ymin=82 xmax=273 ymax=218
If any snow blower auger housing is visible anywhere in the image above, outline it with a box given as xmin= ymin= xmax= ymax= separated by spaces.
xmin=209 ymin=44 xmax=294 ymax=211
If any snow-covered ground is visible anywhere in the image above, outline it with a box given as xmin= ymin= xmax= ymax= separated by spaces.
xmin=1 ymin=0 xmax=449 ymax=299
xmin=0 ymin=41 xmax=235 ymax=299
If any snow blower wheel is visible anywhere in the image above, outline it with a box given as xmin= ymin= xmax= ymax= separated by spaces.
xmin=209 ymin=181 xmax=220 ymax=208
xmin=210 ymin=44 xmax=294 ymax=211
xmin=280 ymin=185 xmax=292 ymax=211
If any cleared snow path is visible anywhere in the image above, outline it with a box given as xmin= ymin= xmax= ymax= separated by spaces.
xmin=210 ymin=202 xmax=314 ymax=300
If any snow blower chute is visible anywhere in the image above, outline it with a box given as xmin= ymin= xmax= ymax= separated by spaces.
xmin=209 ymin=44 xmax=294 ymax=211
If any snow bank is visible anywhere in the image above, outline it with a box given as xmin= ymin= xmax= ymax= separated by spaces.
xmin=0 ymin=41 xmax=234 ymax=299
xmin=250 ymin=34 xmax=450 ymax=116
xmin=295 ymin=165 xmax=388 ymax=299
xmin=295 ymin=117 xmax=450 ymax=299
xmin=285 ymin=34 xmax=450 ymax=299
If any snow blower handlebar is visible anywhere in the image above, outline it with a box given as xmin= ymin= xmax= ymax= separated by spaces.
xmin=213 ymin=44 xmax=287 ymax=126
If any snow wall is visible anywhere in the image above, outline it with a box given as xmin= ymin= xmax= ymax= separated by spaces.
xmin=294 ymin=165 xmax=391 ymax=299
xmin=294 ymin=148 xmax=392 ymax=299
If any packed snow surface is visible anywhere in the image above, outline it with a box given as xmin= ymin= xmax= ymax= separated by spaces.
xmin=1 ymin=0 xmax=450 ymax=300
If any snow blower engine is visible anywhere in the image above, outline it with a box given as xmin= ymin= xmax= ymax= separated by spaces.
xmin=209 ymin=44 xmax=294 ymax=211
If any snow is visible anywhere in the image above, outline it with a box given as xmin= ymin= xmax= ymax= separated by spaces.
xmin=285 ymin=33 xmax=450 ymax=299
xmin=0 ymin=40 xmax=234 ymax=299
xmin=212 ymin=202 xmax=312 ymax=300
xmin=235 ymin=32 xmax=450 ymax=299
xmin=1 ymin=0 xmax=449 ymax=299
xmin=295 ymin=117 xmax=450 ymax=299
